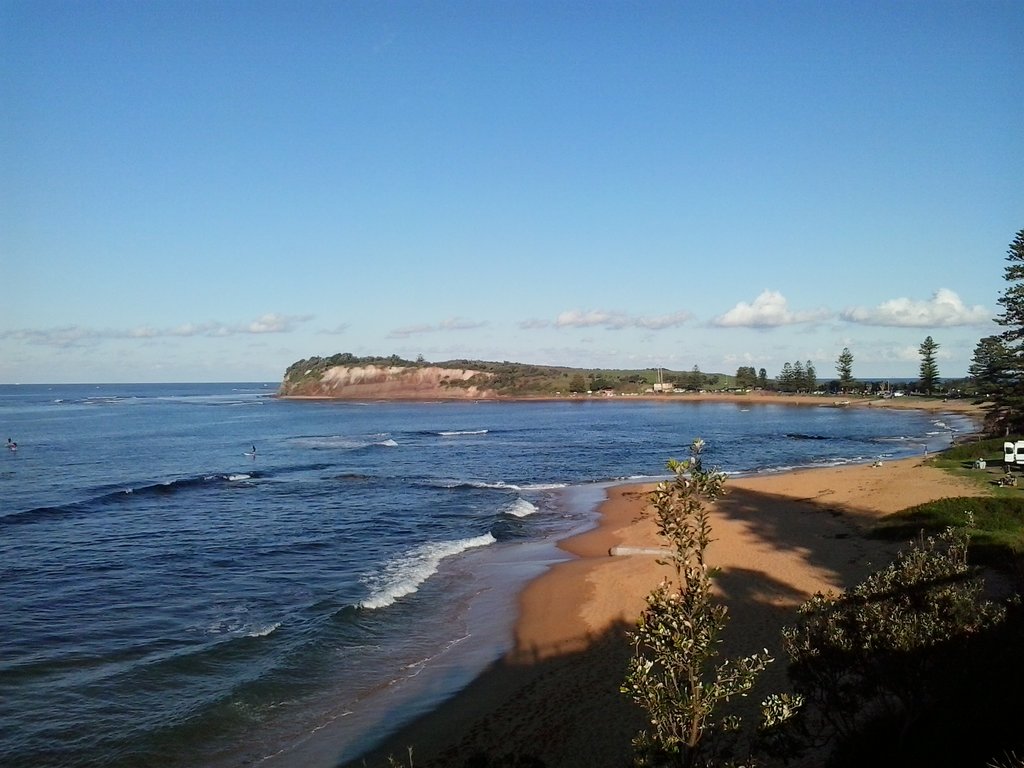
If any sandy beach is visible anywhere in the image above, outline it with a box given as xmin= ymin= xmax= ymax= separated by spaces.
xmin=350 ymin=402 xmax=991 ymax=768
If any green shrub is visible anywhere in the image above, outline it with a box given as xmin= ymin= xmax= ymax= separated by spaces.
xmin=782 ymin=519 xmax=1008 ymax=761
xmin=871 ymin=496 xmax=1024 ymax=568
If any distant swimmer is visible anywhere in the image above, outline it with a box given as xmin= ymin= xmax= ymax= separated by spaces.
xmin=7 ymin=438 xmax=17 ymax=451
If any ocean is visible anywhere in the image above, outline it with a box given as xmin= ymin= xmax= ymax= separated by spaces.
xmin=0 ymin=383 xmax=974 ymax=768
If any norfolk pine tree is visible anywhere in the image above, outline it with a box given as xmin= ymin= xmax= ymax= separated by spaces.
xmin=990 ymin=229 xmax=1024 ymax=433
xmin=918 ymin=336 xmax=940 ymax=395
xmin=969 ymin=335 xmax=1012 ymax=390
xmin=836 ymin=348 xmax=854 ymax=391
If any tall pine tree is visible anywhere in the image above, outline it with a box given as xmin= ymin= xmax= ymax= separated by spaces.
xmin=805 ymin=360 xmax=816 ymax=391
xmin=989 ymin=229 xmax=1024 ymax=433
xmin=918 ymin=336 xmax=940 ymax=395
xmin=836 ymin=347 xmax=855 ymax=391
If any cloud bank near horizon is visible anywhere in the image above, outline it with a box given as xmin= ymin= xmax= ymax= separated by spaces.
xmin=5 ymin=289 xmax=991 ymax=353
xmin=388 ymin=317 xmax=487 ymax=339
xmin=2 ymin=313 xmax=313 ymax=348
xmin=521 ymin=309 xmax=694 ymax=331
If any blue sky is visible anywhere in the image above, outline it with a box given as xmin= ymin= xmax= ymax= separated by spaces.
xmin=2 ymin=1 xmax=1021 ymax=383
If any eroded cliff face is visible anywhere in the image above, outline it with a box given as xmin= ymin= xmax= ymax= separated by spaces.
xmin=279 ymin=365 xmax=496 ymax=399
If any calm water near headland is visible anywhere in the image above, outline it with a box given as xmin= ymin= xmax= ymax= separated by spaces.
xmin=0 ymin=384 xmax=974 ymax=767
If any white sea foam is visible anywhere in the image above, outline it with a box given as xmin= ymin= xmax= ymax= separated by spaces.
xmin=206 ymin=615 xmax=280 ymax=638
xmin=438 ymin=429 xmax=489 ymax=436
xmin=246 ymin=622 xmax=281 ymax=638
xmin=471 ymin=480 xmax=519 ymax=490
xmin=292 ymin=435 xmax=395 ymax=450
xmin=516 ymin=482 xmax=568 ymax=491
xmin=227 ymin=474 xmax=252 ymax=481
xmin=434 ymin=479 xmax=521 ymax=491
xmin=506 ymin=498 xmax=538 ymax=518
xmin=359 ymin=533 xmax=497 ymax=610
xmin=377 ymin=438 xmax=398 ymax=447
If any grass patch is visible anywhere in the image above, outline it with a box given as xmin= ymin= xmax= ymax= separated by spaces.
xmin=924 ymin=437 xmax=1023 ymax=496
xmin=935 ymin=437 xmax=1010 ymax=465
xmin=872 ymin=496 xmax=1024 ymax=569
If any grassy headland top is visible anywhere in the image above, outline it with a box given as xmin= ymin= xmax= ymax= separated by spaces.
xmin=279 ymin=353 xmax=739 ymax=399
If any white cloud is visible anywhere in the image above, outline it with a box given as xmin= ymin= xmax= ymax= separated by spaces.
xmin=840 ymin=289 xmax=989 ymax=328
xmin=2 ymin=314 xmax=312 ymax=348
xmin=712 ymin=290 xmax=830 ymax=328
xmin=246 ymin=313 xmax=306 ymax=334
xmin=388 ymin=317 xmax=487 ymax=338
xmin=556 ymin=309 xmax=626 ymax=328
xmin=531 ymin=308 xmax=691 ymax=331
xmin=721 ymin=351 xmax=760 ymax=365
xmin=389 ymin=324 xmax=435 ymax=339
xmin=439 ymin=317 xmax=487 ymax=331
xmin=635 ymin=311 xmax=693 ymax=330
xmin=169 ymin=322 xmax=218 ymax=337
xmin=518 ymin=318 xmax=551 ymax=330
xmin=4 ymin=326 xmax=102 ymax=348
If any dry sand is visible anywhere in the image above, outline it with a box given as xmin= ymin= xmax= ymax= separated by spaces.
xmin=351 ymin=403 xmax=992 ymax=768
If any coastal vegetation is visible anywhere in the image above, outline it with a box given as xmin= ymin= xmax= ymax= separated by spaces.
xmin=782 ymin=519 xmax=1019 ymax=768
xmin=773 ymin=361 xmax=816 ymax=393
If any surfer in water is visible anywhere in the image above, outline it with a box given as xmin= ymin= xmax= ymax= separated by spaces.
xmin=7 ymin=438 xmax=16 ymax=451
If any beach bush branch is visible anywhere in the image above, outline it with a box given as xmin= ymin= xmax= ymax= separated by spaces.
xmin=782 ymin=515 xmax=1008 ymax=755
xmin=623 ymin=439 xmax=796 ymax=768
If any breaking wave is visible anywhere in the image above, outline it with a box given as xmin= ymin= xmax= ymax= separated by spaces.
xmin=358 ymin=533 xmax=497 ymax=610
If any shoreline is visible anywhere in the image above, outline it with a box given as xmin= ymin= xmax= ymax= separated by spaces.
xmin=348 ymin=407 xmax=991 ymax=767
xmin=277 ymin=389 xmax=989 ymax=416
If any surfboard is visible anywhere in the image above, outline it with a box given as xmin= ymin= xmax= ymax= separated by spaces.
xmin=243 ymin=451 xmax=256 ymax=457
